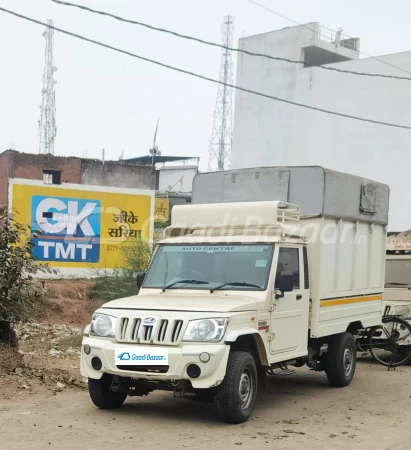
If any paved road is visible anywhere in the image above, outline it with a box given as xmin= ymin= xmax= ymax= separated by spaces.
xmin=2 ymin=360 xmax=411 ymax=450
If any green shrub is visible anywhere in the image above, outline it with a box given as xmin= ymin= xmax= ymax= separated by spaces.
xmin=0 ymin=213 xmax=48 ymax=324
xmin=89 ymin=238 xmax=152 ymax=302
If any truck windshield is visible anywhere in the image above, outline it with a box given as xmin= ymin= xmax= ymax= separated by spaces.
xmin=385 ymin=258 xmax=411 ymax=287
xmin=143 ymin=244 xmax=274 ymax=291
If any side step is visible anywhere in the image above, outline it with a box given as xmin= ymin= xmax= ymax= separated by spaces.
xmin=267 ymin=362 xmax=296 ymax=376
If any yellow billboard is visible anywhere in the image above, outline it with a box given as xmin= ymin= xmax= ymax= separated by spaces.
xmin=9 ymin=180 xmax=154 ymax=271
xmin=154 ymin=198 xmax=169 ymax=222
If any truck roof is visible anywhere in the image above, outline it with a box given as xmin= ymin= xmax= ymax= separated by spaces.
xmin=192 ymin=166 xmax=389 ymax=225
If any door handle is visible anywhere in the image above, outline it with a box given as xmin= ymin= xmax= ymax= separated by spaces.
xmin=296 ymin=294 xmax=302 ymax=300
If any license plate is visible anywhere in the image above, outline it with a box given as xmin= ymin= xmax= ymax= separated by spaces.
xmin=115 ymin=347 xmax=168 ymax=365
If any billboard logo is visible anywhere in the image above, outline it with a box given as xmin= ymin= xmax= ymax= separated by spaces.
xmin=31 ymin=195 xmax=101 ymax=262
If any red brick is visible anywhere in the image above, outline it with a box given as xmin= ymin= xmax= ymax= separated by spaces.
xmin=0 ymin=151 xmax=10 ymax=207
xmin=0 ymin=150 xmax=153 ymax=208
xmin=13 ymin=153 xmax=81 ymax=184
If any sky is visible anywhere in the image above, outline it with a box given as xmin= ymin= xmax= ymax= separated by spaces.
xmin=1 ymin=0 xmax=410 ymax=169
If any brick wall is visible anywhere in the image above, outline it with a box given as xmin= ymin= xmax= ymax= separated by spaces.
xmin=0 ymin=150 xmax=154 ymax=207
xmin=0 ymin=151 xmax=11 ymax=207
xmin=12 ymin=153 xmax=82 ymax=184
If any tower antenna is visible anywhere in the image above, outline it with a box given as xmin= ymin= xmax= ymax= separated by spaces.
xmin=207 ymin=15 xmax=234 ymax=171
xmin=39 ymin=19 xmax=57 ymax=155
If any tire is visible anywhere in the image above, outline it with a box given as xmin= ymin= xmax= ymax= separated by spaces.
xmin=326 ymin=332 xmax=357 ymax=387
xmin=88 ymin=374 xmax=127 ymax=409
xmin=216 ymin=351 xmax=258 ymax=424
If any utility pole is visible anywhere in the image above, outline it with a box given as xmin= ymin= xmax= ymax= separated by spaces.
xmin=39 ymin=19 xmax=57 ymax=155
xmin=207 ymin=15 xmax=234 ymax=172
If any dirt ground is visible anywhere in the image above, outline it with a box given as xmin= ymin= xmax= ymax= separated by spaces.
xmin=1 ymin=281 xmax=411 ymax=449
xmin=39 ymin=279 xmax=97 ymax=327
xmin=1 ymin=358 xmax=411 ymax=450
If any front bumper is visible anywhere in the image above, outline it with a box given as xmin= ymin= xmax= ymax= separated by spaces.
xmin=80 ymin=336 xmax=230 ymax=389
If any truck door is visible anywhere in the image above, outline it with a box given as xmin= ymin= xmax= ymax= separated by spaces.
xmin=269 ymin=245 xmax=310 ymax=361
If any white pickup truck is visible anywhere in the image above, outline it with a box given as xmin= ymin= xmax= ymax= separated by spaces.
xmin=81 ymin=166 xmax=389 ymax=423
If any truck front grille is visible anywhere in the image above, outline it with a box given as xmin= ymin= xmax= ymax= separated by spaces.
xmin=116 ymin=316 xmax=185 ymax=345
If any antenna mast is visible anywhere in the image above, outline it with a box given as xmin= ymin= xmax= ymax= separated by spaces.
xmin=207 ymin=15 xmax=234 ymax=172
xmin=39 ymin=19 xmax=57 ymax=155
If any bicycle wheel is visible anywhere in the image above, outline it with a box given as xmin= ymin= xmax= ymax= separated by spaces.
xmin=368 ymin=316 xmax=411 ymax=367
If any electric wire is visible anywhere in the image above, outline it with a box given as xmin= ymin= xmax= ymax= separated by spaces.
xmin=249 ymin=0 xmax=411 ymax=77
xmin=50 ymin=0 xmax=411 ymax=82
xmin=1 ymin=6 xmax=411 ymax=131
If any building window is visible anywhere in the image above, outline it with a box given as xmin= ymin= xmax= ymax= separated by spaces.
xmin=43 ymin=170 xmax=61 ymax=185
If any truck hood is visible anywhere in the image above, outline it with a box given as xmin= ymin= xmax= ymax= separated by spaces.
xmin=101 ymin=293 xmax=258 ymax=313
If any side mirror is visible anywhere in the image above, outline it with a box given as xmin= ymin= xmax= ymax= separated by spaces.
xmin=276 ymin=271 xmax=294 ymax=299
xmin=136 ymin=271 xmax=146 ymax=291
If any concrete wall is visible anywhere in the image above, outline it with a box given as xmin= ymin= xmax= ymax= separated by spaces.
xmin=158 ymin=166 xmax=197 ymax=193
xmin=232 ymin=24 xmax=411 ymax=230
xmin=80 ymin=160 xmax=153 ymax=190
xmin=9 ymin=178 xmax=155 ymax=278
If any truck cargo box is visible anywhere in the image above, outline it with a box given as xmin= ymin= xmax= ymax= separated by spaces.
xmin=192 ymin=166 xmax=389 ymax=225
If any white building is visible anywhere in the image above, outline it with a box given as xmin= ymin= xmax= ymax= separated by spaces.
xmin=232 ymin=22 xmax=411 ymax=231
xmin=124 ymin=155 xmax=199 ymax=195
xmin=157 ymin=164 xmax=198 ymax=194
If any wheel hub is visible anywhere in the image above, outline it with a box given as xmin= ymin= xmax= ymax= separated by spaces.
xmin=343 ymin=348 xmax=353 ymax=376
xmin=238 ymin=370 xmax=253 ymax=410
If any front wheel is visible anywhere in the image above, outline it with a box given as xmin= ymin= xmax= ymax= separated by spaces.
xmin=326 ymin=332 xmax=357 ymax=387
xmin=88 ymin=374 xmax=127 ymax=409
xmin=216 ymin=351 xmax=258 ymax=424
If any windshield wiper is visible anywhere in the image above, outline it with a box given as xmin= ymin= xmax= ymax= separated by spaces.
xmin=210 ymin=282 xmax=261 ymax=293
xmin=162 ymin=279 xmax=209 ymax=292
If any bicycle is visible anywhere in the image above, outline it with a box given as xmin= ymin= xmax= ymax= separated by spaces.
xmin=356 ymin=312 xmax=411 ymax=368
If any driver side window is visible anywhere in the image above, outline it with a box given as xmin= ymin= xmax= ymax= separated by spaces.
xmin=275 ymin=248 xmax=300 ymax=289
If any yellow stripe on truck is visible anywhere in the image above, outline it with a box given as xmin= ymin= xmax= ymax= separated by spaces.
xmin=320 ymin=294 xmax=383 ymax=307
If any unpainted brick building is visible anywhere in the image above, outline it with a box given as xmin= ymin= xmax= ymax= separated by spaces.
xmin=0 ymin=150 xmax=154 ymax=207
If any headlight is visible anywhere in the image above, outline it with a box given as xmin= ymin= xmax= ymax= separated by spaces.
xmin=183 ymin=318 xmax=228 ymax=342
xmin=90 ymin=314 xmax=117 ymax=338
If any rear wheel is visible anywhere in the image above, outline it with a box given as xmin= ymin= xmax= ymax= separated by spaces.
xmin=216 ymin=351 xmax=258 ymax=424
xmin=88 ymin=374 xmax=127 ymax=409
xmin=326 ymin=332 xmax=357 ymax=387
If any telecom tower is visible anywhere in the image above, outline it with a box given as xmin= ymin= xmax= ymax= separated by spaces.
xmin=207 ymin=15 xmax=234 ymax=172
xmin=39 ymin=19 xmax=57 ymax=155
